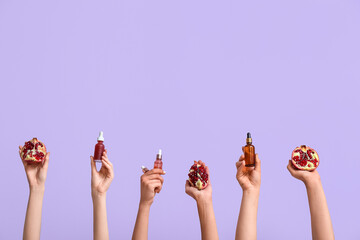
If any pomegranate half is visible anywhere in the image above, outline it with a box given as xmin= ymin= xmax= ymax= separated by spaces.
xmin=21 ymin=138 xmax=47 ymax=163
xmin=188 ymin=161 xmax=209 ymax=190
xmin=291 ymin=145 xmax=319 ymax=171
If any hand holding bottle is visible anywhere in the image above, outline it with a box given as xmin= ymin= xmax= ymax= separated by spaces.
xmin=236 ymin=151 xmax=261 ymax=192
xmin=140 ymin=168 xmax=165 ymax=206
xmin=91 ymin=150 xmax=114 ymax=197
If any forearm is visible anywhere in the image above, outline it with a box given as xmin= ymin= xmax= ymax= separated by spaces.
xmin=305 ymin=179 xmax=334 ymax=240
xmin=23 ymin=187 xmax=45 ymax=240
xmin=132 ymin=202 xmax=151 ymax=240
xmin=196 ymin=198 xmax=219 ymax=240
xmin=235 ymin=189 xmax=260 ymax=240
xmin=92 ymin=193 xmax=109 ymax=240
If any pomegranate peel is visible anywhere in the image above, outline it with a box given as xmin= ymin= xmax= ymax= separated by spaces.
xmin=21 ymin=138 xmax=47 ymax=163
xmin=291 ymin=145 xmax=319 ymax=171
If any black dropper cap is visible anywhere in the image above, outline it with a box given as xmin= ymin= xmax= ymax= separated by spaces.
xmin=247 ymin=132 xmax=251 ymax=138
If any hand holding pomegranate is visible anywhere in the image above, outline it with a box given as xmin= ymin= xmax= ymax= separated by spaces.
xmin=91 ymin=150 xmax=114 ymax=197
xmin=287 ymin=160 xmax=321 ymax=186
xmin=185 ymin=161 xmax=212 ymax=203
xmin=18 ymin=145 xmax=50 ymax=190
xmin=140 ymin=168 xmax=165 ymax=206
xmin=236 ymin=152 xmax=261 ymax=192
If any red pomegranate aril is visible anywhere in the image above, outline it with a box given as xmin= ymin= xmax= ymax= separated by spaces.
xmin=20 ymin=138 xmax=47 ymax=163
xmin=188 ymin=161 xmax=209 ymax=190
xmin=291 ymin=145 xmax=319 ymax=171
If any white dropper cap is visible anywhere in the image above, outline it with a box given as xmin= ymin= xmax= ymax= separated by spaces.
xmin=97 ymin=131 xmax=104 ymax=141
xmin=158 ymin=149 xmax=162 ymax=157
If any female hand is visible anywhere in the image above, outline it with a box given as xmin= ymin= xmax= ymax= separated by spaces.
xmin=236 ymin=152 xmax=261 ymax=192
xmin=91 ymin=150 xmax=114 ymax=197
xmin=19 ymin=145 xmax=50 ymax=190
xmin=185 ymin=160 xmax=213 ymax=203
xmin=140 ymin=168 xmax=165 ymax=206
xmin=287 ymin=160 xmax=320 ymax=185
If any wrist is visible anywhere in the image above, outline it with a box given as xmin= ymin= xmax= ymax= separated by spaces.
xmin=304 ymin=177 xmax=322 ymax=189
xmin=139 ymin=200 xmax=152 ymax=209
xmin=243 ymin=187 xmax=260 ymax=196
xmin=29 ymin=185 xmax=45 ymax=193
xmin=196 ymin=196 xmax=212 ymax=205
xmin=92 ymin=190 xmax=106 ymax=200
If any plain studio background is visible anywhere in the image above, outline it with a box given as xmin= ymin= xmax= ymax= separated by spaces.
xmin=0 ymin=0 xmax=359 ymax=239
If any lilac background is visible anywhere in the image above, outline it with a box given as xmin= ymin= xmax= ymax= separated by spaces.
xmin=1 ymin=0 xmax=360 ymax=239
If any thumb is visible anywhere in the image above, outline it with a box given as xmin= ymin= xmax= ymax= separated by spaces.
xmin=254 ymin=154 xmax=261 ymax=172
xmin=90 ymin=156 xmax=97 ymax=174
xmin=42 ymin=152 xmax=50 ymax=169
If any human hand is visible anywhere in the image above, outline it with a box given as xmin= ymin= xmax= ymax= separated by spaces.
xmin=140 ymin=168 xmax=165 ymax=206
xmin=91 ymin=150 xmax=114 ymax=198
xmin=185 ymin=161 xmax=213 ymax=203
xmin=236 ymin=151 xmax=261 ymax=193
xmin=19 ymin=146 xmax=50 ymax=191
xmin=287 ymin=160 xmax=321 ymax=186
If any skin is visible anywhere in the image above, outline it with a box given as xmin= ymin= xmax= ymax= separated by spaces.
xmin=90 ymin=150 xmax=114 ymax=240
xmin=287 ymin=161 xmax=335 ymax=240
xmin=235 ymin=152 xmax=261 ymax=240
xmin=185 ymin=160 xmax=219 ymax=240
xmin=19 ymin=145 xmax=50 ymax=240
xmin=132 ymin=168 xmax=165 ymax=240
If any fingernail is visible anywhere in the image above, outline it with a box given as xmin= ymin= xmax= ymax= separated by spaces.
xmin=163 ymin=171 xmax=166 ymax=174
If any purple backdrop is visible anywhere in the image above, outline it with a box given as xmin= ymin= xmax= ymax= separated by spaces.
xmin=1 ymin=0 xmax=359 ymax=239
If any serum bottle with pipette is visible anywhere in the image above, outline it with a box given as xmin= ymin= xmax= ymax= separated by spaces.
xmin=94 ymin=131 xmax=105 ymax=163
xmin=244 ymin=132 xmax=255 ymax=167
xmin=154 ymin=149 xmax=163 ymax=169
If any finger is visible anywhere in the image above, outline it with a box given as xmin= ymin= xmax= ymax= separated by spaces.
xmin=144 ymin=168 xmax=165 ymax=176
xmin=155 ymin=182 xmax=163 ymax=193
xmin=42 ymin=152 xmax=50 ymax=169
xmin=90 ymin=156 xmax=97 ymax=174
xmin=254 ymin=154 xmax=261 ymax=172
xmin=239 ymin=154 xmax=245 ymax=161
xmin=205 ymin=165 xmax=210 ymax=176
xmin=101 ymin=154 xmax=113 ymax=168
xmin=102 ymin=150 xmax=110 ymax=163
xmin=101 ymin=158 xmax=113 ymax=174
xmin=150 ymin=182 xmax=162 ymax=193
xmin=18 ymin=146 xmax=25 ymax=164
xmin=146 ymin=174 xmax=164 ymax=184
xmin=287 ymin=160 xmax=296 ymax=175
xmin=238 ymin=160 xmax=246 ymax=173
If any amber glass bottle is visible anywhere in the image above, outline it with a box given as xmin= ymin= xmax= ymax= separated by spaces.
xmin=244 ymin=132 xmax=255 ymax=167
